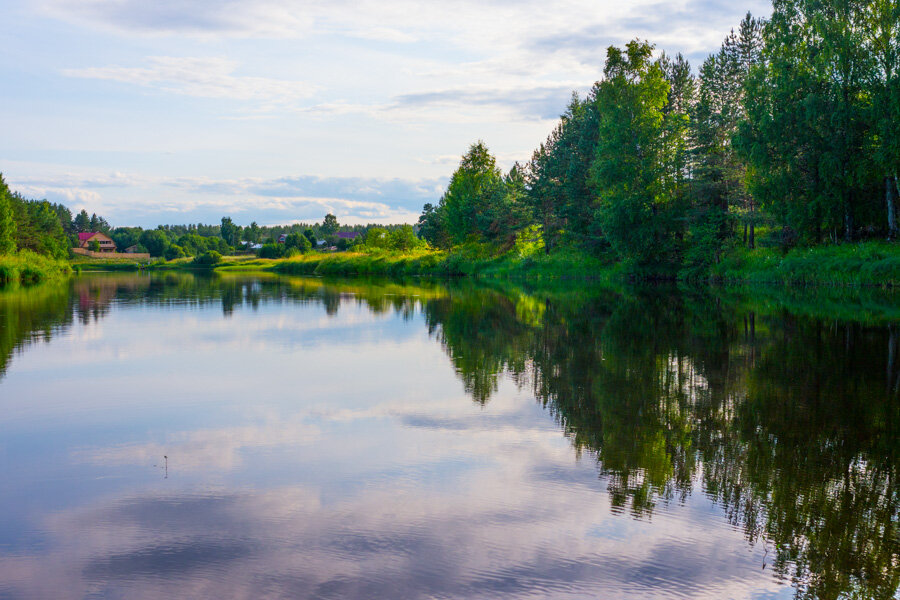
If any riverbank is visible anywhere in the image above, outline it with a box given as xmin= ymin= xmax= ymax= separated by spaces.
xmin=268 ymin=247 xmax=620 ymax=281
xmin=0 ymin=251 xmax=72 ymax=286
xmin=713 ymin=242 xmax=900 ymax=286
xmin=61 ymin=240 xmax=900 ymax=288
xmin=267 ymin=242 xmax=900 ymax=287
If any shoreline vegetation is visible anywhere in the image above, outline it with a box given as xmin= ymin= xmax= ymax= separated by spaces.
xmin=68 ymin=240 xmax=900 ymax=288
xmin=0 ymin=252 xmax=72 ymax=286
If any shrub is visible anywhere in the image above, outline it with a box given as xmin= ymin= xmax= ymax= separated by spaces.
xmin=193 ymin=250 xmax=223 ymax=266
xmin=258 ymin=244 xmax=285 ymax=259
xmin=164 ymin=244 xmax=186 ymax=260
xmin=285 ymin=233 xmax=312 ymax=253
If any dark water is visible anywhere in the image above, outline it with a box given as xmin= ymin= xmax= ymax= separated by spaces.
xmin=0 ymin=273 xmax=897 ymax=599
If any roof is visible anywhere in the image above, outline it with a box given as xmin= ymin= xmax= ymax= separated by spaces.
xmin=336 ymin=231 xmax=360 ymax=239
xmin=78 ymin=232 xmax=100 ymax=242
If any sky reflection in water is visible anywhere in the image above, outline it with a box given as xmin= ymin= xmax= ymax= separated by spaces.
xmin=0 ymin=273 xmax=895 ymax=599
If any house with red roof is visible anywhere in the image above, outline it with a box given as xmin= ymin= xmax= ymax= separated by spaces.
xmin=77 ymin=232 xmax=116 ymax=253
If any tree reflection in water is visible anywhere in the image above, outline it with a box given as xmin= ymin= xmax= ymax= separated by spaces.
xmin=0 ymin=273 xmax=896 ymax=599
xmin=423 ymin=284 xmax=899 ymax=600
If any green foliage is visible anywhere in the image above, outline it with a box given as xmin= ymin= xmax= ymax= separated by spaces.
xmin=407 ymin=6 xmax=900 ymax=282
xmin=419 ymin=142 xmax=528 ymax=248
xmin=111 ymin=227 xmax=142 ymax=251
xmin=525 ymin=92 xmax=604 ymax=252
xmin=360 ymin=225 xmax=424 ymax=253
xmin=592 ymin=40 xmax=683 ymax=271
xmin=220 ymin=217 xmax=241 ymax=248
xmin=284 ymin=232 xmax=312 ymax=253
xmin=258 ymin=243 xmax=286 ymax=259
xmin=175 ymin=233 xmax=230 ymax=256
xmin=445 ymin=142 xmax=503 ymax=244
xmin=512 ymin=225 xmax=545 ymax=258
xmin=363 ymin=227 xmax=389 ymax=248
xmin=192 ymin=250 xmax=223 ymax=266
xmin=387 ymin=225 xmax=421 ymax=251
xmin=0 ymin=175 xmax=16 ymax=255
xmin=245 ymin=221 xmax=261 ymax=244
xmin=164 ymin=244 xmax=186 ymax=260
xmin=713 ymin=241 xmax=900 ymax=285
xmin=417 ymin=203 xmax=449 ymax=248
xmin=0 ymin=251 xmax=71 ymax=286
xmin=737 ymin=0 xmax=879 ymax=244
xmin=321 ymin=213 xmax=339 ymax=236
xmin=10 ymin=198 xmax=70 ymax=259
xmin=139 ymin=230 xmax=169 ymax=257
xmin=73 ymin=210 xmax=91 ymax=233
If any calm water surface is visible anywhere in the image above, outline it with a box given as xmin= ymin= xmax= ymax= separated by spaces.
xmin=0 ymin=273 xmax=897 ymax=599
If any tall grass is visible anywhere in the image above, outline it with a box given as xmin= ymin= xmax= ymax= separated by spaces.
xmin=713 ymin=242 xmax=900 ymax=286
xmin=270 ymin=246 xmax=620 ymax=280
xmin=0 ymin=251 xmax=73 ymax=286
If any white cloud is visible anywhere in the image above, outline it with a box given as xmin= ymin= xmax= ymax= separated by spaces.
xmin=63 ymin=56 xmax=317 ymax=106
xmin=39 ymin=0 xmax=315 ymax=38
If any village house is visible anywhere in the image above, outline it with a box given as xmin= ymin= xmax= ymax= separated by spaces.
xmin=77 ymin=232 xmax=117 ymax=253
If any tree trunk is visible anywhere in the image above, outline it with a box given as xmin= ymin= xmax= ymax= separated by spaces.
xmin=844 ymin=204 xmax=853 ymax=242
xmin=891 ymin=174 xmax=900 ymax=241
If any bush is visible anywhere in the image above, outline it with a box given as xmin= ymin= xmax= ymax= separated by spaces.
xmin=164 ymin=244 xmax=186 ymax=260
xmin=139 ymin=229 xmax=170 ymax=257
xmin=258 ymin=244 xmax=286 ymax=259
xmin=193 ymin=250 xmax=223 ymax=266
xmin=0 ymin=251 xmax=72 ymax=286
xmin=285 ymin=233 xmax=312 ymax=253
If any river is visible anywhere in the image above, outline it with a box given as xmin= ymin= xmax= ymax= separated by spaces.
xmin=0 ymin=273 xmax=897 ymax=599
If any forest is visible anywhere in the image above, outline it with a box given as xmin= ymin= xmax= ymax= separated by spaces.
xmin=419 ymin=1 xmax=900 ymax=277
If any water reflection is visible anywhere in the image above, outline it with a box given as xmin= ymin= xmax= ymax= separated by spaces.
xmin=0 ymin=273 xmax=897 ymax=599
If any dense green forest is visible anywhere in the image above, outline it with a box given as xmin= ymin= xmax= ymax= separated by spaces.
xmin=419 ymin=1 xmax=900 ymax=278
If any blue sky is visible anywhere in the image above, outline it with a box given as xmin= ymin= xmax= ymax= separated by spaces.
xmin=1 ymin=0 xmax=770 ymax=227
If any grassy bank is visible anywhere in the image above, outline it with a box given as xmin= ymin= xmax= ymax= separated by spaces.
xmin=71 ymin=253 xmax=155 ymax=271
xmin=269 ymin=241 xmax=900 ymax=287
xmin=68 ymin=240 xmax=900 ymax=288
xmin=713 ymin=242 xmax=900 ymax=286
xmin=271 ymin=247 xmax=620 ymax=281
xmin=0 ymin=251 xmax=73 ymax=286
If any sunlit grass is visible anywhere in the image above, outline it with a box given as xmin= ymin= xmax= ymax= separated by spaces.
xmin=0 ymin=251 xmax=72 ymax=286
xmin=714 ymin=242 xmax=900 ymax=287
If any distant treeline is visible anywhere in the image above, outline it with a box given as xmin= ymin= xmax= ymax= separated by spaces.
xmin=419 ymin=2 xmax=900 ymax=277
xmin=109 ymin=216 xmax=415 ymax=259
xmin=0 ymin=175 xmax=414 ymax=259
